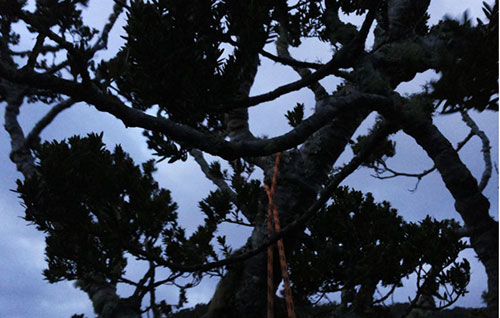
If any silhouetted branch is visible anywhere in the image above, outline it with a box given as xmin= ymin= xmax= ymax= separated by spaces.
xmin=23 ymin=34 xmax=45 ymax=70
xmin=0 ymin=61 xmax=393 ymax=159
xmin=275 ymin=25 xmax=329 ymax=101
xmin=24 ymin=98 xmax=76 ymax=147
xmin=460 ymin=110 xmax=492 ymax=191
xmin=373 ymin=284 xmax=398 ymax=305
xmin=372 ymin=130 xmax=474 ymax=192
xmin=91 ymin=0 xmax=126 ymax=52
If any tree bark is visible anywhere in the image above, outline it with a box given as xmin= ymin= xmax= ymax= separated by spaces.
xmin=76 ymin=275 xmax=141 ymax=318
xmin=203 ymin=104 xmax=369 ymax=316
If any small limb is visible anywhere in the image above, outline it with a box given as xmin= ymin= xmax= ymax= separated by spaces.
xmin=45 ymin=60 xmax=69 ymax=75
xmin=148 ymin=261 xmax=160 ymax=318
xmin=460 ymin=110 xmax=492 ymax=191
xmin=19 ymin=11 xmax=77 ymax=54
xmin=373 ymin=284 xmax=398 ymax=305
xmin=24 ymin=98 xmax=76 ymax=148
xmin=9 ymin=44 xmax=59 ymax=57
xmin=23 ymin=34 xmax=46 ymax=70
xmin=372 ymin=130 xmax=474 ymax=192
xmin=91 ymin=0 xmax=126 ymax=53
xmin=221 ymin=218 xmax=253 ymax=227
xmin=275 ymin=25 xmax=328 ymax=101
xmin=190 ymin=149 xmax=236 ymax=196
xmin=260 ymin=49 xmax=324 ymax=70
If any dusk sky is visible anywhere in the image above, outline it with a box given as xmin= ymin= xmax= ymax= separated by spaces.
xmin=0 ymin=1 xmax=497 ymax=317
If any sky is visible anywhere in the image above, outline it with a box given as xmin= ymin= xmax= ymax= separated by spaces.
xmin=0 ymin=1 xmax=498 ymax=317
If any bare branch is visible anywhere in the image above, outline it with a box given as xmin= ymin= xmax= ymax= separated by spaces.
xmin=190 ymin=149 xmax=255 ymax=221
xmin=275 ymin=25 xmax=328 ymax=101
xmin=19 ymin=11 xmax=78 ymax=55
xmin=373 ymin=284 xmax=398 ymax=305
xmin=460 ymin=110 xmax=492 ymax=191
xmin=91 ymin=0 xmax=126 ymax=52
xmin=23 ymin=34 xmax=46 ymax=70
xmin=260 ymin=49 xmax=324 ymax=70
xmin=24 ymin=98 xmax=76 ymax=148
xmin=372 ymin=130 xmax=475 ymax=192
xmin=216 ymin=5 xmax=377 ymax=111
xmin=191 ymin=150 xmax=235 ymax=195
xmin=377 ymin=97 xmax=498 ymax=309
xmin=10 ymin=44 xmax=60 ymax=57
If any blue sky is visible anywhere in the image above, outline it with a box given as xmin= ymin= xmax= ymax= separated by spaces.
xmin=0 ymin=1 xmax=497 ymax=317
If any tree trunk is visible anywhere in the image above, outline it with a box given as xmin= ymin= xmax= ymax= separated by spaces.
xmin=203 ymin=108 xmax=369 ymax=317
xmin=76 ymin=275 xmax=141 ymax=318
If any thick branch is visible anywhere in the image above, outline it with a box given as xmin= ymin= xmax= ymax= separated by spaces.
xmin=3 ymin=85 xmax=35 ymax=177
xmin=23 ymin=34 xmax=45 ymax=70
xmin=0 ymin=62 xmax=392 ymax=159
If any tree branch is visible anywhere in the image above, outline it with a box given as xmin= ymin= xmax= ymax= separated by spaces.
xmin=23 ymin=34 xmax=45 ymax=70
xmin=372 ymin=130 xmax=474 ymax=192
xmin=3 ymin=85 xmax=35 ymax=177
xmin=376 ymin=97 xmax=498 ymax=312
xmin=24 ymin=98 xmax=77 ymax=147
xmin=91 ymin=0 xmax=126 ymax=52
xmin=260 ymin=49 xmax=324 ymax=69
xmin=216 ymin=5 xmax=377 ymax=111
xmin=460 ymin=110 xmax=492 ymax=191
xmin=275 ymin=25 xmax=328 ymax=101
xmin=0 ymin=62 xmax=393 ymax=159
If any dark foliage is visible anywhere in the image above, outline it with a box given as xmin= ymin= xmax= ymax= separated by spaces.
xmin=16 ymin=133 xmax=179 ymax=282
xmin=289 ymin=187 xmax=469 ymax=306
xmin=431 ymin=2 xmax=499 ymax=112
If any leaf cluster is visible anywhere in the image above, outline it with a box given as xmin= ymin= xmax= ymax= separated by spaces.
xmin=16 ymin=133 xmax=179 ymax=283
xmin=116 ymin=0 xmax=227 ymax=125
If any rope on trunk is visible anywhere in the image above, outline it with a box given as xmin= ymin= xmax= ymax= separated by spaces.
xmin=265 ymin=152 xmax=296 ymax=318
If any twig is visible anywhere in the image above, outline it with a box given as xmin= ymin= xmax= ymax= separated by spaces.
xmin=372 ymin=130 xmax=474 ymax=192
xmin=460 ymin=110 xmax=492 ymax=191
xmin=24 ymin=98 xmax=77 ymax=148
xmin=373 ymin=284 xmax=398 ymax=305
xmin=91 ymin=0 xmax=126 ymax=53
xmin=275 ymin=25 xmax=329 ymax=101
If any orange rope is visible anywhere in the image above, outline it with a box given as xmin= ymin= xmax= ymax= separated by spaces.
xmin=265 ymin=152 xmax=296 ymax=318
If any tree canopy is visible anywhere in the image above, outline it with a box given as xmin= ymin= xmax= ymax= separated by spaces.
xmin=0 ymin=0 xmax=498 ymax=318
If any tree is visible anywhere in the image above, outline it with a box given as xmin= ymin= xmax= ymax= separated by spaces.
xmin=0 ymin=0 xmax=497 ymax=317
